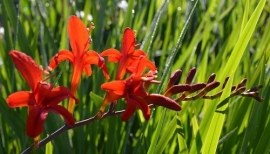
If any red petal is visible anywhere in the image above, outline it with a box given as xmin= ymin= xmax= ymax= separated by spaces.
xmin=34 ymin=82 xmax=54 ymax=106
xmin=145 ymin=58 xmax=157 ymax=71
xmin=6 ymin=91 xmax=35 ymax=108
xmin=122 ymin=28 xmax=136 ymax=56
xmin=100 ymin=48 xmax=122 ymax=62
xmin=129 ymin=81 xmax=148 ymax=97
xmin=145 ymin=94 xmax=181 ymax=111
xmin=68 ymin=15 xmax=89 ymax=56
xmin=83 ymin=66 xmax=92 ymax=77
xmin=83 ymin=51 xmax=109 ymax=79
xmin=26 ymin=104 xmax=48 ymax=138
xmin=47 ymin=105 xmax=75 ymax=126
xmin=43 ymin=86 xmax=79 ymax=106
xmin=49 ymin=50 xmax=74 ymax=69
xmin=101 ymin=81 xmax=126 ymax=95
xmin=128 ymin=96 xmax=150 ymax=120
xmin=135 ymin=57 xmax=147 ymax=76
xmin=100 ymin=91 xmax=123 ymax=112
xmin=116 ymin=58 xmax=130 ymax=80
xmin=133 ymin=50 xmax=147 ymax=57
xmin=70 ymin=64 xmax=83 ymax=96
xmin=9 ymin=51 xmax=43 ymax=91
xmin=121 ymin=98 xmax=136 ymax=121
xmin=115 ymin=28 xmax=136 ymax=80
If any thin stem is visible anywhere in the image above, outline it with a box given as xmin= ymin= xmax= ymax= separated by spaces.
xmin=21 ymin=103 xmax=155 ymax=154
xmin=21 ymin=107 xmax=139 ymax=154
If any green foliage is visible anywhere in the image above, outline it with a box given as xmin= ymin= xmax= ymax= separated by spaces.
xmin=0 ymin=0 xmax=269 ymax=153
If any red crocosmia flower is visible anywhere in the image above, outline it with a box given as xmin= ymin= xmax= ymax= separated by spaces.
xmin=6 ymin=51 xmax=79 ymax=138
xmin=48 ymin=15 xmax=109 ymax=112
xmin=100 ymin=27 xmax=156 ymax=80
xmin=100 ymin=58 xmax=181 ymax=121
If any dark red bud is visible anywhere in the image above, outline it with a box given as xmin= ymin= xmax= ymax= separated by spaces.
xmin=189 ymin=83 xmax=206 ymax=93
xmin=247 ymin=85 xmax=263 ymax=92
xmin=237 ymin=86 xmax=246 ymax=94
xmin=145 ymin=94 xmax=181 ymax=111
xmin=222 ymin=76 xmax=230 ymax=89
xmin=242 ymin=92 xmax=264 ymax=102
xmin=164 ymin=84 xmax=191 ymax=97
xmin=186 ymin=67 xmax=196 ymax=84
xmin=231 ymin=85 xmax=236 ymax=91
xmin=207 ymin=73 xmax=216 ymax=83
xmin=236 ymin=78 xmax=247 ymax=90
xmin=167 ymin=69 xmax=182 ymax=88
xmin=205 ymin=81 xmax=220 ymax=92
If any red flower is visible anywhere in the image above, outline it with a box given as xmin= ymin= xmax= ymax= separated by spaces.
xmin=100 ymin=27 xmax=156 ymax=80
xmin=6 ymin=51 xmax=79 ymax=138
xmin=48 ymin=15 xmax=109 ymax=112
xmin=100 ymin=58 xmax=181 ymax=121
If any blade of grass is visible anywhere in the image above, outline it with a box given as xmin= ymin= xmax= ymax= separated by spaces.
xmin=201 ymin=0 xmax=266 ymax=153
xmin=153 ymin=115 xmax=177 ymax=154
xmin=2 ymin=0 xmax=32 ymax=55
xmin=45 ymin=140 xmax=53 ymax=154
xmin=147 ymin=1 xmax=198 ymax=153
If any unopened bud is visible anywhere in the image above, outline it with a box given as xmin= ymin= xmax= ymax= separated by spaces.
xmin=164 ymin=84 xmax=190 ymax=97
xmin=189 ymin=83 xmax=206 ymax=93
xmin=222 ymin=76 xmax=230 ymax=89
xmin=167 ymin=69 xmax=182 ymax=89
xmin=186 ymin=67 xmax=196 ymax=84
xmin=207 ymin=73 xmax=216 ymax=83
xmin=205 ymin=81 xmax=220 ymax=92
xmin=236 ymin=78 xmax=247 ymax=90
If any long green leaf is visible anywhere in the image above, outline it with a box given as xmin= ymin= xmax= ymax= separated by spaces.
xmin=147 ymin=1 xmax=198 ymax=154
xmin=201 ymin=0 xmax=266 ymax=153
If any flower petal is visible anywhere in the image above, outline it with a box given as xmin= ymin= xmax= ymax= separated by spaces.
xmin=26 ymin=104 xmax=48 ymax=138
xmin=121 ymin=98 xmax=136 ymax=121
xmin=83 ymin=66 xmax=92 ymax=77
xmin=34 ymin=82 xmax=54 ymax=106
xmin=100 ymin=91 xmax=123 ymax=112
xmin=145 ymin=94 xmax=181 ymax=111
xmin=83 ymin=51 xmax=109 ymax=79
xmin=101 ymin=81 xmax=126 ymax=95
xmin=9 ymin=51 xmax=43 ymax=91
xmin=122 ymin=28 xmax=136 ymax=56
xmin=100 ymin=48 xmax=122 ymax=63
xmin=6 ymin=91 xmax=35 ymax=108
xmin=48 ymin=50 xmax=74 ymax=69
xmin=145 ymin=58 xmax=157 ymax=71
xmin=116 ymin=58 xmax=130 ymax=80
xmin=47 ymin=105 xmax=75 ymax=126
xmin=128 ymin=96 xmax=150 ymax=120
xmin=43 ymin=86 xmax=79 ymax=107
xmin=69 ymin=63 xmax=83 ymax=112
xmin=133 ymin=49 xmax=147 ymax=57
xmin=68 ymin=15 xmax=89 ymax=56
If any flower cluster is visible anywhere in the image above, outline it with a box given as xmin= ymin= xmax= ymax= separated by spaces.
xmin=6 ymin=15 xmax=263 ymax=141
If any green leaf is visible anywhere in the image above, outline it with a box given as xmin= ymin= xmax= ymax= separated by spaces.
xmin=201 ymin=0 xmax=266 ymax=153
xmin=89 ymin=92 xmax=103 ymax=109
xmin=153 ymin=115 xmax=177 ymax=154
xmin=147 ymin=2 xmax=198 ymax=154
xmin=45 ymin=140 xmax=53 ymax=154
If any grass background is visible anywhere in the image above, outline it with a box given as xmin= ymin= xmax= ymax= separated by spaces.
xmin=0 ymin=0 xmax=269 ymax=153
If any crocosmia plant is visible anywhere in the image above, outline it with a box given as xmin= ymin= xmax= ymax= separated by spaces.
xmin=0 ymin=0 xmax=268 ymax=153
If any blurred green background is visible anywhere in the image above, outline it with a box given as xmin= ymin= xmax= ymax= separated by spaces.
xmin=0 ymin=0 xmax=269 ymax=153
